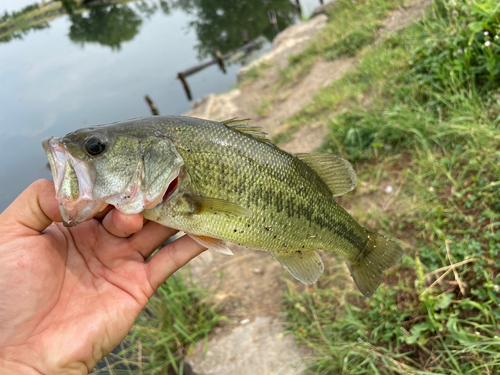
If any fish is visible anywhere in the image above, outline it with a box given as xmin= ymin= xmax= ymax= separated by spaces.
xmin=42 ymin=115 xmax=403 ymax=297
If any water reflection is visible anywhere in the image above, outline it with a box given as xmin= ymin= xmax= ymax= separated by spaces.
xmin=69 ymin=5 xmax=143 ymax=50
xmin=182 ymin=0 xmax=297 ymax=59
xmin=0 ymin=2 xmax=58 ymax=43
xmin=2 ymin=0 xmax=299 ymax=55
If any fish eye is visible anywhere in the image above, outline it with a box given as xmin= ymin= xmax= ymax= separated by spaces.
xmin=84 ymin=135 xmax=106 ymax=156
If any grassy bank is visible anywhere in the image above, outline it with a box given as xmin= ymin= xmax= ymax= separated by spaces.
xmin=92 ymin=272 xmax=226 ymax=374
xmin=281 ymin=0 xmax=500 ymax=373
xmin=269 ymin=0 xmax=410 ymax=144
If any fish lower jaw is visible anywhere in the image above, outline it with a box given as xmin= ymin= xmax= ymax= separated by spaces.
xmin=106 ymin=191 xmax=148 ymax=215
xmin=59 ymin=198 xmax=108 ymax=227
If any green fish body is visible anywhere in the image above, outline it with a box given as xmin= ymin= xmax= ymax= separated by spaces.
xmin=43 ymin=116 xmax=403 ymax=297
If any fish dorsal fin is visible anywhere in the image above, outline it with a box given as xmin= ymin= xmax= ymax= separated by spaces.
xmin=272 ymin=250 xmax=324 ymax=284
xmin=188 ymin=195 xmax=252 ymax=217
xmin=222 ymin=118 xmax=273 ymax=145
xmin=187 ymin=233 xmax=234 ymax=255
xmin=295 ymin=153 xmax=357 ymax=196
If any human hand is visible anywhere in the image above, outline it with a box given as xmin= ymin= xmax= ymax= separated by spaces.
xmin=0 ymin=179 xmax=206 ymax=375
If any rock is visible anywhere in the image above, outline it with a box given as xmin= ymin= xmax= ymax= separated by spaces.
xmin=185 ymin=317 xmax=307 ymax=375
xmin=185 ymin=90 xmax=241 ymax=121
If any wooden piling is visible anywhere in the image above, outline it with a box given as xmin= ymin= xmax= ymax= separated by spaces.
xmin=144 ymin=95 xmax=159 ymax=116
xmin=215 ymin=47 xmax=226 ymax=74
xmin=177 ymin=72 xmax=192 ymax=101
xmin=241 ymin=29 xmax=249 ymax=43
xmin=295 ymin=0 xmax=302 ymax=16
xmin=178 ymin=37 xmax=264 ymax=79
xmin=267 ymin=9 xmax=279 ymax=35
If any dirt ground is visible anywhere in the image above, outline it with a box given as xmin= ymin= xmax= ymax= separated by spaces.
xmin=183 ymin=1 xmax=430 ymax=373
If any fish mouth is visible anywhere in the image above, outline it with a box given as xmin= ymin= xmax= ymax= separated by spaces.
xmin=42 ymin=137 xmax=181 ymax=226
xmin=42 ymin=137 xmax=108 ymax=226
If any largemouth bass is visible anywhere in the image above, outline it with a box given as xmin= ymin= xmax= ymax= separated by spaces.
xmin=42 ymin=116 xmax=403 ymax=297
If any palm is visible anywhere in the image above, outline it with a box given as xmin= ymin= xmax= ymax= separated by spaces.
xmin=0 ymin=180 xmax=205 ymax=374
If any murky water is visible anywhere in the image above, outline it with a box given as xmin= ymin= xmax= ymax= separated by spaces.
xmin=0 ymin=0 xmax=321 ymax=210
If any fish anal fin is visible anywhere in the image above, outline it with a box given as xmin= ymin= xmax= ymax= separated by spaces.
xmin=188 ymin=196 xmax=252 ymax=217
xmin=187 ymin=233 xmax=234 ymax=255
xmin=296 ymin=153 xmax=357 ymax=196
xmin=222 ymin=118 xmax=273 ymax=145
xmin=273 ymin=250 xmax=324 ymax=284
xmin=347 ymin=231 xmax=403 ymax=297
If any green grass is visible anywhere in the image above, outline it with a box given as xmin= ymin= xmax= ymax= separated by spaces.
xmin=271 ymin=0 xmax=409 ymax=143
xmin=281 ymin=0 xmax=500 ymax=373
xmin=237 ymin=61 xmax=272 ymax=87
xmin=253 ymin=97 xmax=273 ymax=117
xmin=92 ymin=272 xmax=226 ymax=375
xmin=277 ymin=0 xmax=409 ymax=88
xmin=271 ymin=125 xmax=299 ymax=144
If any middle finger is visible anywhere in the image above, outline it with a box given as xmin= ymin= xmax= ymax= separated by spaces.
xmin=128 ymin=220 xmax=178 ymax=259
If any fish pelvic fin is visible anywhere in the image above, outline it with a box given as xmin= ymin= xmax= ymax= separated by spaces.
xmin=347 ymin=231 xmax=403 ymax=297
xmin=187 ymin=233 xmax=234 ymax=255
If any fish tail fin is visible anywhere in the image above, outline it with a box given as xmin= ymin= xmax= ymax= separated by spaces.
xmin=347 ymin=231 xmax=403 ymax=297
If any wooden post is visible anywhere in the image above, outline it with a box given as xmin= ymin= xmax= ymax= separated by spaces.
xmin=177 ymin=72 xmax=192 ymax=101
xmin=295 ymin=0 xmax=302 ymax=16
xmin=267 ymin=9 xmax=279 ymax=35
xmin=177 ymin=37 xmax=264 ymax=80
xmin=215 ymin=47 xmax=226 ymax=74
xmin=241 ymin=29 xmax=249 ymax=43
xmin=144 ymin=95 xmax=159 ymax=116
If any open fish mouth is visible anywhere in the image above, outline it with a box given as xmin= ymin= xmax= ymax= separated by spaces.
xmin=42 ymin=137 xmax=180 ymax=226
xmin=42 ymin=137 xmax=108 ymax=226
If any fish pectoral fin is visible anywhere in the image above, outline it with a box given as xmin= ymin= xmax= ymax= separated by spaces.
xmin=272 ymin=250 xmax=324 ymax=284
xmin=295 ymin=153 xmax=357 ymax=196
xmin=187 ymin=233 xmax=234 ymax=255
xmin=188 ymin=196 xmax=252 ymax=217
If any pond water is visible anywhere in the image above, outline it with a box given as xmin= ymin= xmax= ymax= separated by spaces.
xmin=0 ymin=0 xmax=322 ymax=211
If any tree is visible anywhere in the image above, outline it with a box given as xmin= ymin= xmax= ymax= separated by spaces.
xmin=68 ymin=4 xmax=142 ymax=50
xmin=185 ymin=0 xmax=298 ymax=60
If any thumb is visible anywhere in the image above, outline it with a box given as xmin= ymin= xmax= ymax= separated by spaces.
xmin=0 ymin=179 xmax=62 ymax=234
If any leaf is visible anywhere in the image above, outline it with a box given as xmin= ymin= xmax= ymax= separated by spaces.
xmin=468 ymin=22 xmax=483 ymax=33
xmin=405 ymin=322 xmax=433 ymax=345
xmin=434 ymin=293 xmax=453 ymax=310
